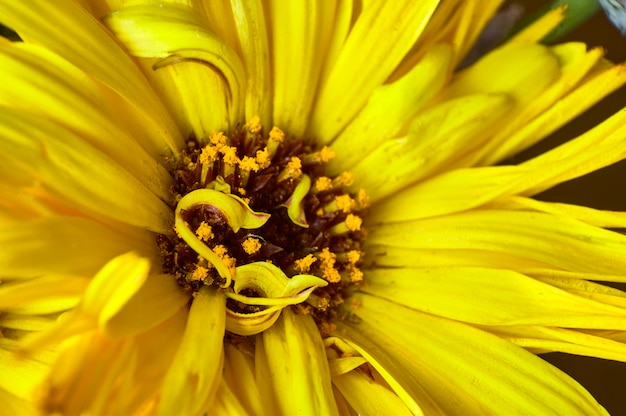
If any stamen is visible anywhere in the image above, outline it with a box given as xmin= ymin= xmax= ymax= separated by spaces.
xmin=277 ymin=156 xmax=302 ymax=182
xmin=195 ymin=222 xmax=214 ymax=242
xmin=301 ymin=146 xmax=336 ymax=165
xmin=242 ymin=237 xmax=262 ymax=255
xmin=329 ymin=214 xmax=362 ymax=235
xmin=267 ymin=126 xmax=285 ymax=158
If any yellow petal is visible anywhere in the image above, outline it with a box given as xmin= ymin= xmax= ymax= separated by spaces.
xmin=476 ymin=44 xmax=621 ymax=165
xmin=438 ymin=41 xmax=559 ymax=108
xmin=332 ymin=370 xmax=414 ymax=416
xmin=256 ymin=308 xmax=339 ymax=416
xmin=0 ymin=0 xmax=183 ymax=156
xmin=0 ymin=42 xmax=173 ymax=201
xmin=492 ymin=196 xmax=626 ymax=229
xmin=485 ymin=325 xmax=626 ymax=362
xmin=349 ymin=93 xmax=513 ymax=203
xmin=224 ymin=344 xmax=265 ymax=416
xmin=0 ymin=107 xmax=172 ymax=233
xmin=229 ymin=0 xmax=271 ymax=126
xmin=368 ymin=209 xmax=626 ymax=275
xmin=509 ymin=5 xmax=567 ymax=43
xmin=339 ymin=293 xmax=608 ymax=415
xmin=327 ymin=43 xmax=453 ymax=176
xmin=0 ymin=348 xmax=49 ymax=401
xmin=268 ymin=0 xmax=326 ymax=136
xmin=310 ymin=1 xmax=440 ymax=142
xmin=365 ymin=244 xmax=552 ymax=270
xmin=104 ymin=4 xmax=245 ymax=131
xmin=362 ymin=266 xmax=626 ymax=329
xmin=104 ymin=273 xmax=189 ymax=339
xmin=0 ymin=216 xmax=154 ymax=279
xmin=0 ymin=388 xmax=37 ymax=416
xmin=158 ymin=286 xmax=225 ymax=416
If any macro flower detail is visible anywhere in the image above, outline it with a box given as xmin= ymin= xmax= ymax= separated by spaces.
xmin=3 ymin=1 xmax=626 ymax=415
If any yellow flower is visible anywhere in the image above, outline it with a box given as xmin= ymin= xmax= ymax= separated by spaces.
xmin=2 ymin=1 xmax=626 ymax=415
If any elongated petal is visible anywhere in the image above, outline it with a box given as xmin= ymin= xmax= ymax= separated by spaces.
xmin=310 ymin=1 xmax=440 ymax=142
xmin=256 ymin=308 xmax=339 ymax=416
xmin=362 ymin=266 xmax=626 ymax=329
xmin=0 ymin=107 xmax=172 ymax=233
xmin=327 ymin=44 xmax=452 ymax=175
xmin=338 ymin=294 xmax=608 ymax=415
xmin=368 ymin=209 xmax=626 ymax=275
xmin=333 ymin=370 xmax=414 ymax=416
xmin=349 ymin=94 xmax=513 ymax=202
xmin=0 ymin=216 xmax=154 ymax=279
xmin=268 ymin=0 xmax=329 ymax=136
xmin=0 ymin=42 xmax=173 ymax=201
xmin=485 ymin=325 xmax=626 ymax=362
xmin=158 ymin=286 xmax=225 ymax=416
xmin=0 ymin=0 xmax=182 ymax=156
xmin=105 ymin=4 xmax=245 ymax=133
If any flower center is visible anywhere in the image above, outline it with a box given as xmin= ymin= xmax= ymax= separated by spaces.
xmin=156 ymin=117 xmax=367 ymax=337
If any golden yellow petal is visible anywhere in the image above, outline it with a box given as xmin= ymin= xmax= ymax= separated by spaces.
xmin=0 ymin=42 xmax=173 ymax=202
xmin=349 ymin=93 xmax=513 ymax=203
xmin=333 ymin=370 xmax=414 ymax=416
xmin=104 ymin=273 xmax=189 ymax=339
xmin=256 ymin=308 xmax=339 ymax=416
xmin=327 ymin=43 xmax=453 ymax=176
xmin=0 ymin=107 xmax=172 ymax=233
xmin=0 ymin=348 xmax=48 ymax=401
xmin=509 ymin=5 xmax=567 ymax=43
xmin=339 ymin=293 xmax=609 ymax=415
xmin=362 ymin=266 xmax=626 ymax=329
xmin=0 ymin=0 xmax=183 ymax=156
xmin=157 ymin=286 xmax=225 ymax=416
xmin=104 ymin=4 xmax=245 ymax=132
xmin=0 ymin=216 xmax=154 ymax=279
xmin=229 ymin=0 xmax=271 ymax=126
xmin=268 ymin=0 xmax=327 ymax=137
xmin=365 ymin=245 xmax=552 ymax=270
xmin=485 ymin=325 xmax=626 ymax=362
xmin=368 ymin=209 xmax=626 ymax=275
xmin=224 ymin=344 xmax=265 ymax=416
xmin=492 ymin=196 xmax=626 ymax=229
xmin=310 ymin=1 xmax=440 ymax=143
xmin=0 ymin=387 xmax=37 ymax=416
xmin=476 ymin=43 xmax=620 ymax=165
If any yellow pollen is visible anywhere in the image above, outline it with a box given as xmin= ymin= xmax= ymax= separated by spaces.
xmin=195 ymin=222 xmax=214 ymax=242
xmin=347 ymin=250 xmax=361 ymax=264
xmin=313 ymin=177 xmax=333 ymax=193
xmin=242 ymin=237 xmax=262 ymax=255
xmin=212 ymin=244 xmax=237 ymax=274
xmin=247 ymin=115 xmax=262 ymax=133
xmin=335 ymin=195 xmax=355 ymax=213
xmin=199 ymin=145 xmax=219 ymax=164
xmin=334 ymin=171 xmax=354 ymax=187
xmin=255 ymin=148 xmax=271 ymax=169
xmin=356 ymin=189 xmax=370 ymax=208
xmin=239 ymin=156 xmax=260 ymax=172
xmin=186 ymin=162 xmax=196 ymax=171
xmin=269 ymin=126 xmax=285 ymax=142
xmin=210 ymin=131 xmax=228 ymax=146
xmin=278 ymin=157 xmax=302 ymax=181
xmin=319 ymin=146 xmax=336 ymax=162
xmin=350 ymin=298 xmax=361 ymax=310
xmin=221 ymin=146 xmax=239 ymax=165
xmin=189 ymin=266 xmax=209 ymax=281
xmin=345 ymin=214 xmax=363 ymax=231
xmin=294 ymin=254 xmax=317 ymax=273
xmin=322 ymin=267 xmax=341 ymax=283
xmin=348 ymin=267 xmax=364 ymax=283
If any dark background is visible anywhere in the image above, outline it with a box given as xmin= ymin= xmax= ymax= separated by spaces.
xmin=509 ymin=1 xmax=626 ymax=414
